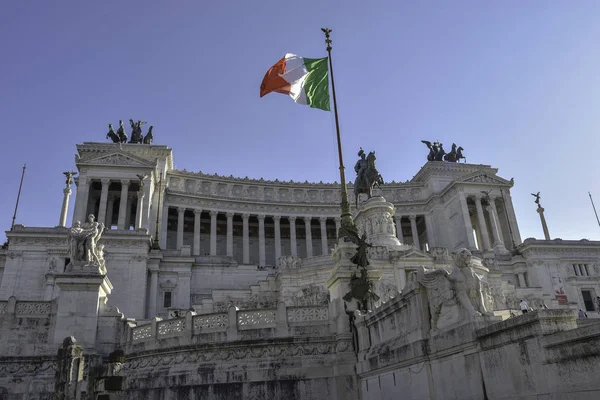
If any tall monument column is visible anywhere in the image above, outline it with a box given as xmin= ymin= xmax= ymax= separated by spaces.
xmin=117 ymin=180 xmax=130 ymax=230
xmin=258 ymin=215 xmax=266 ymax=266
xmin=210 ymin=211 xmax=218 ymax=256
xmin=273 ymin=216 xmax=282 ymax=261
xmin=304 ymin=217 xmax=313 ymax=258
xmin=176 ymin=207 xmax=185 ymax=249
xmin=319 ymin=217 xmax=328 ymax=255
xmin=242 ymin=214 xmax=250 ymax=264
xmin=474 ymin=195 xmax=492 ymax=251
xmin=226 ymin=212 xmax=234 ymax=257
xmin=59 ymin=172 xmax=76 ymax=227
xmin=193 ymin=209 xmax=201 ymax=256
xmin=289 ymin=217 xmax=297 ymax=257
xmin=97 ymin=179 xmax=110 ymax=225
xmin=409 ymin=214 xmax=420 ymax=249
xmin=537 ymin=205 xmax=551 ymax=240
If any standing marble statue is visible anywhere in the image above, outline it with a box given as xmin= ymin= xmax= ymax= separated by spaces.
xmin=67 ymin=214 xmax=105 ymax=270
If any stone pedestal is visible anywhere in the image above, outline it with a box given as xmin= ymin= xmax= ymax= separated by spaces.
xmin=53 ymin=271 xmax=113 ymax=349
xmin=354 ymin=196 xmax=407 ymax=250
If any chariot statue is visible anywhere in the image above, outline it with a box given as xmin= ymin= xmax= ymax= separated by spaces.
xmin=353 ymin=148 xmax=384 ymax=206
xmin=116 ymin=120 xmax=128 ymax=143
xmin=129 ymin=119 xmax=146 ymax=144
xmin=106 ymin=123 xmax=120 ymax=143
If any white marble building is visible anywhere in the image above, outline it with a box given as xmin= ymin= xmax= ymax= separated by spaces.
xmin=1 ymin=141 xmax=599 ymax=320
xmin=1 ymin=140 xmax=600 ymax=399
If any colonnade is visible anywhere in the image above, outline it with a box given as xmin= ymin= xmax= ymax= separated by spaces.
xmin=162 ymin=206 xmax=340 ymax=266
xmin=72 ymin=177 xmax=146 ymax=229
xmin=459 ymin=193 xmax=508 ymax=252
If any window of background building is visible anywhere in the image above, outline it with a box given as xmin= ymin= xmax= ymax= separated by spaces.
xmin=163 ymin=291 xmax=172 ymax=308
xmin=582 ymin=290 xmax=595 ymax=312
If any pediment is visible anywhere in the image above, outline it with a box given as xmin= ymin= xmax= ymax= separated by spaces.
xmin=78 ymin=151 xmax=156 ymax=168
xmin=389 ymin=247 xmax=433 ymax=260
xmin=459 ymin=172 xmax=512 ymax=186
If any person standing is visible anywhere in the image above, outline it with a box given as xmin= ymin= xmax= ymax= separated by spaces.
xmin=520 ymin=299 xmax=529 ymax=314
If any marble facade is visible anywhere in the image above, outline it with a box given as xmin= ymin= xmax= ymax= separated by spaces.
xmin=1 ymin=141 xmax=600 ymax=399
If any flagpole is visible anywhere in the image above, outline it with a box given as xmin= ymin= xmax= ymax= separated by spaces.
xmin=11 ymin=163 xmax=27 ymax=231
xmin=589 ymin=192 xmax=600 ymax=229
xmin=322 ymin=28 xmax=355 ymax=235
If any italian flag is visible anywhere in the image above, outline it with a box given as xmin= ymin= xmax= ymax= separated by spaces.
xmin=260 ymin=54 xmax=330 ymax=111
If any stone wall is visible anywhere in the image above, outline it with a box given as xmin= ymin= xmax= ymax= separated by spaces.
xmin=354 ymin=283 xmax=600 ymax=400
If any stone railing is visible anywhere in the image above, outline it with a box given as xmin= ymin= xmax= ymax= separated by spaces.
xmin=0 ymin=298 xmax=54 ymax=316
xmin=128 ymin=304 xmax=330 ymax=345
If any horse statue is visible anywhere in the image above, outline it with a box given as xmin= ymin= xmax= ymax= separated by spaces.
xmin=443 ymin=143 xmax=466 ymax=162
xmin=106 ymin=123 xmax=119 ymax=143
xmin=129 ymin=119 xmax=145 ymax=143
xmin=116 ymin=120 xmax=128 ymax=143
xmin=143 ymin=126 xmax=154 ymax=144
xmin=354 ymin=150 xmax=384 ymax=206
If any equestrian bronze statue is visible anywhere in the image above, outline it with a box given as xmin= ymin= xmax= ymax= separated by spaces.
xmin=353 ymin=148 xmax=384 ymax=206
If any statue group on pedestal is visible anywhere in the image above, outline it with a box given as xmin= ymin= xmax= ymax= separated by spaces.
xmin=416 ymin=248 xmax=492 ymax=333
xmin=67 ymin=214 xmax=105 ymax=271
xmin=354 ymin=148 xmax=384 ymax=206
xmin=106 ymin=120 xmax=154 ymax=144
xmin=421 ymin=140 xmax=465 ymax=163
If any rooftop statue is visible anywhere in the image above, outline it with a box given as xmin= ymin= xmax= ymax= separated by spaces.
xmin=129 ymin=119 xmax=146 ymax=144
xmin=443 ymin=143 xmax=466 ymax=163
xmin=116 ymin=120 xmax=128 ymax=143
xmin=531 ymin=191 xmax=541 ymax=205
xmin=421 ymin=140 xmax=465 ymax=163
xmin=143 ymin=126 xmax=154 ymax=144
xmin=353 ymin=148 xmax=384 ymax=206
xmin=106 ymin=123 xmax=119 ymax=143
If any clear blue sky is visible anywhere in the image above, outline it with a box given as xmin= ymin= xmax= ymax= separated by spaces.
xmin=1 ymin=1 xmax=600 ymax=241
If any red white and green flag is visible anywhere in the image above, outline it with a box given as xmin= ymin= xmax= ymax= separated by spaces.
xmin=260 ymin=54 xmax=330 ymax=111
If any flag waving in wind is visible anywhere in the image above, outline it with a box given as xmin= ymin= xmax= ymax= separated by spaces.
xmin=260 ymin=54 xmax=330 ymax=111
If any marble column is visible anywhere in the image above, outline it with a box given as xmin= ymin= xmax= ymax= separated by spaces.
xmin=210 ymin=211 xmax=218 ymax=256
xmin=135 ymin=190 xmax=144 ymax=229
xmin=458 ymin=190 xmax=476 ymax=249
xmin=304 ymin=217 xmax=313 ymax=258
xmin=487 ymin=198 xmax=507 ymax=253
xmin=242 ymin=214 xmax=250 ymax=264
xmin=226 ymin=212 xmax=234 ymax=257
xmin=274 ymin=216 xmax=282 ymax=262
xmin=289 ymin=217 xmax=297 ymax=257
xmin=193 ymin=209 xmax=201 ymax=256
xmin=424 ymin=213 xmax=435 ymax=248
xmin=409 ymin=215 xmax=420 ymax=249
xmin=334 ymin=217 xmax=341 ymax=239
xmin=148 ymin=269 xmax=158 ymax=317
xmin=117 ymin=180 xmax=130 ymax=230
xmin=474 ymin=195 xmax=492 ymax=251
xmin=502 ymin=190 xmax=522 ymax=246
xmin=258 ymin=215 xmax=266 ymax=266
xmin=319 ymin=217 xmax=328 ymax=255
xmin=73 ymin=177 xmax=89 ymax=224
xmin=97 ymin=179 xmax=110 ymax=225
xmin=394 ymin=215 xmax=404 ymax=243
xmin=106 ymin=196 xmax=115 ymax=229
xmin=160 ymin=204 xmax=168 ymax=249
xmin=177 ymin=207 xmax=185 ymax=249
xmin=59 ymin=187 xmax=72 ymax=227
